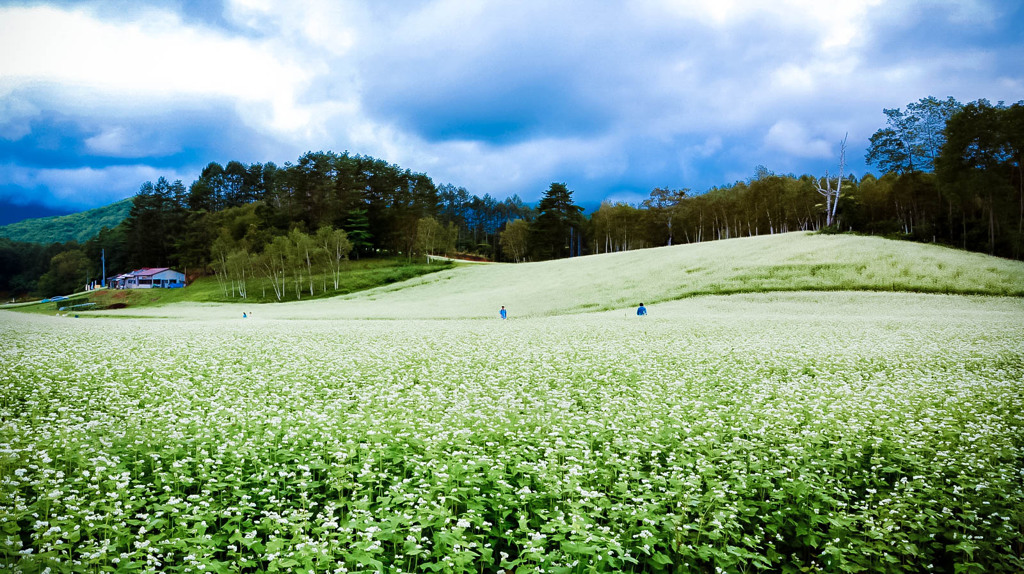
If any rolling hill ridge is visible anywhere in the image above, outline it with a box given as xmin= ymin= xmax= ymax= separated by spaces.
xmin=0 ymin=198 xmax=133 ymax=244
xmin=73 ymin=232 xmax=1024 ymax=320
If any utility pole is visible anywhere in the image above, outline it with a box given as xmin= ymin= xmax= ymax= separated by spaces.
xmin=101 ymin=249 xmax=106 ymax=288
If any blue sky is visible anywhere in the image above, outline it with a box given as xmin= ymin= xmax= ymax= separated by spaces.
xmin=1 ymin=0 xmax=1022 ymax=218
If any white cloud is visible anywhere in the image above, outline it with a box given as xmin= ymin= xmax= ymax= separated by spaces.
xmin=0 ymin=4 xmax=311 ymax=135
xmin=0 ymin=163 xmax=194 ymax=208
xmin=771 ymin=64 xmax=817 ymax=94
xmin=0 ymin=0 xmax=1021 ymax=209
xmin=688 ymin=136 xmax=724 ymax=159
xmin=649 ymin=0 xmax=882 ymax=49
xmin=80 ymin=123 xmax=186 ymax=158
xmin=412 ymin=136 xmax=625 ymax=200
xmin=764 ymin=120 xmax=833 ymax=158
xmin=0 ymin=95 xmax=38 ymax=140
xmin=84 ymin=127 xmax=130 ymax=156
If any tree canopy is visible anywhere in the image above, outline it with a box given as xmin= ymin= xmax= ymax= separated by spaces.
xmin=531 ymin=183 xmax=584 ymax=260
xmin=866 ymin=96 xmax=963 ymax=174
xmin=4 ymin=95 xmax=1023 ymax=299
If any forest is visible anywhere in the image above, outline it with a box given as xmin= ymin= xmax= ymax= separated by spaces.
xmin=1 ymin=96 xmax=1021 ymax=298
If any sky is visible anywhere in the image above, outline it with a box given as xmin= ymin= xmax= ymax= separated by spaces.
xmin=1 ymin=0 xmax=1022 ymax=221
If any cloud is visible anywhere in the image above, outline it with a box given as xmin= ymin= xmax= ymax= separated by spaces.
xmin=353 ymin=2 xmax=629 ymax=144
xmin=0 ymin=96 xmax=281 ymax=167
xmin=0 ymin=4 xmax=311 ymax=136
xmin=83 ymin=127 xmax=131 ymax=156
xmin=0 ymin=163 xmax=193 ymax=209
xmin=764 ymin=121 xmax=835 ymax=159
xmin=0 ymin=93 xmax=39 ymax=140
xmin=0 ymin=0 xmax=1022 ymax=211
xmin=688 ymin=137 xmax=724 ymax=159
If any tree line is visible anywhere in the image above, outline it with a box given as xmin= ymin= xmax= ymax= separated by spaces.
xmin=118 ymin=152 xmax=534 ymax=272
xmin=591 ymin=97 xmax=1023 ymax=258
xmin=0 ymin=151 xmax=539 ymax=298
xmin=2 ymin=95 xmax=1021 ymax=299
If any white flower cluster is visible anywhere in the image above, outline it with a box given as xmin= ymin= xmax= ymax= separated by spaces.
xmin=1 ymin=291 xmax=1022 ymax=572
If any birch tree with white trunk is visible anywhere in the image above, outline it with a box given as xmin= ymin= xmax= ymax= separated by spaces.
xmin=260 ymin=237 xmax=289 ymax=301
xmin=316 ymin=226 xmax=352 ymax=290
xmin=815 ymin=134 xmax=848 ymax=228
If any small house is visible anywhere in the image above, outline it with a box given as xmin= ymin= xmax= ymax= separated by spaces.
xmin=112 ymin=268 xmax=186 ymax=289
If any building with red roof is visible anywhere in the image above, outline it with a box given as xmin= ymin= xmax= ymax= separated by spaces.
xmin=109 ymin=267 xmax=186 ymax=289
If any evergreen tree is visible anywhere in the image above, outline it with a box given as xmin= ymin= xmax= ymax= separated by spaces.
xmin=122 ymin=177 xmax=186 ymax=268
xmin=530 ymin=183 xmax=584 ymax=260
xmin=343 ymin=207 xmax=372 ymax=258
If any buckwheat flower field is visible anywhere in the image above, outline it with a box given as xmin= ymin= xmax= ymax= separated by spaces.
xmin=2 ymin=292 xmax=1023 ymax=573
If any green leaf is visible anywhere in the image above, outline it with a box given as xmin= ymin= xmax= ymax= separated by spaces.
xmin=652 ymin=551 xmax=674 ymax=566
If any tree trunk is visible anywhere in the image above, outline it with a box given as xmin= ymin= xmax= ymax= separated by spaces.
xmin=963 ymin=210 xmax=967 ymax=250
xmin=989 ymin=193 xmax=996 ymax=255
xmin=1017 ymin=162 xmax=1023 ymax=259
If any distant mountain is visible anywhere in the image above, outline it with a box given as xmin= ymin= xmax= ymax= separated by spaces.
xmin=0 ymin=198 xmax=134 ymax=244
xmin=0 ymin=199 xmax=78 ymax=225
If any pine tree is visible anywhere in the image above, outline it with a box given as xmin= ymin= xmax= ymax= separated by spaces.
xmin=530 ymin=183 xmax=584 ymax=260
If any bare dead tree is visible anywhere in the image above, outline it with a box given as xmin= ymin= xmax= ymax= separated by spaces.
xmin=815 ymin=133 xmax=848 ymax=227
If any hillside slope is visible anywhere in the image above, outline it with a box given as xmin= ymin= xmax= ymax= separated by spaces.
xmin=76 ymin=232 xmax=1024 ymax=320
xmin=0 ymin=198 xmax=133 ymax=243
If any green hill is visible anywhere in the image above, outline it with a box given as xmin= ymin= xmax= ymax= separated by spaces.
xmin=0 ymin=198 xmax=133 ymax=244
xmin=71 ymin=232 xmax=1024 ymax=320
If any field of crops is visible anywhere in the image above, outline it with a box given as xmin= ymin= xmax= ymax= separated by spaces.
xmin=2 ymin=291 xmax=1022 ymax=573
xmin=67 ymin=233 xmax=1024 ymax=321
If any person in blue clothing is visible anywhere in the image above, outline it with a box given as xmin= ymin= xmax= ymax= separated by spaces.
xmin=637 ymin=303 xmax=647 ymax=316
xmin=500 ymin=305 xmax=507 ymax=319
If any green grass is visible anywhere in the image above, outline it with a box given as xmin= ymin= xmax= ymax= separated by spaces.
xmin=74 ymin=231 xmax=1019 ymax=321
xmin=8 ymin=258 xmax=452 ymax=315
xmin=119 ymin=258 xmax=451 ymax=305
